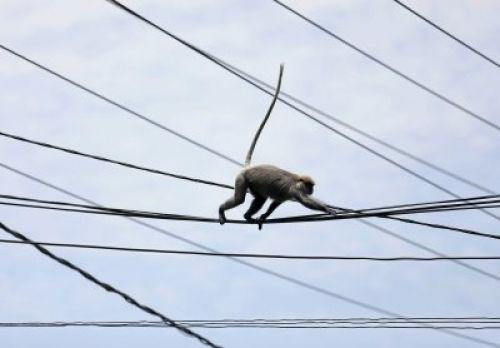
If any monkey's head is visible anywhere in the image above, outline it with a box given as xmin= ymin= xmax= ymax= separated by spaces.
xmin=298 ymin=175 xmax=315 ymax=195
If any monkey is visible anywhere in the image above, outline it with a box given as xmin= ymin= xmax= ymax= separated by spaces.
xmin=218 ymin=64 xmax=336 ymax=229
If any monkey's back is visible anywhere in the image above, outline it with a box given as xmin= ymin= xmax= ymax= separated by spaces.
xmin=243 ymin=164 xmax=298 ymax=200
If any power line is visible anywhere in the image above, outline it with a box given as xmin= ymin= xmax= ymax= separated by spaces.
xmin=392 ymin=0 xmax=500 ymax=69
xmin=4 ymin=192 xmax=499 ymax=218
xmin=101 ymin=0 xmax=500 ymax=224
xmin=3 ymin=237 xmax=500 ymax=261
xmin=0 ymin=130 xmax=232 ymax=189
xmin=0 ymin=221 xmax=222 ymax=348
xmin=3 ymin=318 xmax=500 ymax=329
xmin=1 ymin=163 xmax=498 ymax=347
xmin=270 ymin=0 xmax=500 ymax=131
xmin=0 ymin=4 xmax=498 ymax=340
xmin=0 ymin=44 xmax=242 ymax=167
xmin=1 ymin=193 xmax=499 ymax=240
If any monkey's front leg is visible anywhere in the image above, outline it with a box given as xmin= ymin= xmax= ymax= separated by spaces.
xmin=257 ymin=200 xmax=282 ymax=230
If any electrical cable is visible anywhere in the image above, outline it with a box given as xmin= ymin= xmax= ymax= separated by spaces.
xmin=392 ymin=0 xmax=500 ymax=69
xmin=2 ymin=237 xmax=500 ymax=261
xmin=1 ymin=193 xmax=498 ymax=240
xmin=0 ymin=130 xmax=232 ymax=189
xmin=2 ymin=318 xmax=500 ymax=329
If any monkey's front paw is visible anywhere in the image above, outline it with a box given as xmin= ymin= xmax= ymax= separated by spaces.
xmin=326 ymin=207 xmax=337 ymax=216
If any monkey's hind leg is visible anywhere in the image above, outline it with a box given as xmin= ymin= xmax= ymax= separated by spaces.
xmin=219 ymin=174 xmax=248 ymax=225
xmin=244 ymin=195 xmax=266 ymax=223
xmin=258 ymin=200 xmax=282 ymax=230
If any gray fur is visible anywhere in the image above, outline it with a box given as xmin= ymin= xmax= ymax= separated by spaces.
xmin=219 ymin=165 xmax=335 ymax=229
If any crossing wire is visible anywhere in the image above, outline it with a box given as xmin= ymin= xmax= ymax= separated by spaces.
xmin=1 ymin=162 xmax=499 ymax=348
xmin=1 ymin=192 xmax=499 ymax=240
xmin=0 ymin=221 xmax=222 ymax=348
xmin=3 ymin=237 xmax=500 ymax=261
xmin=3 ymin=187 xmax=500 ymax=236
xmin=270 ymin=0 xmax=500 ymax=131
xmin=392 ymin=0 xmax=500 ymax=69
xmin=101 ymin=0 xmax=500 ymax=224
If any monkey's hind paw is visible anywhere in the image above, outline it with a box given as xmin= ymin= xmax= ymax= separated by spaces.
xmin=218 ymin=215 xmax=227 ymax=225
xmin=257 ymin=216 xmax=267 ymax=230
xmin=243 ymin=214 xmax=257 ymax=223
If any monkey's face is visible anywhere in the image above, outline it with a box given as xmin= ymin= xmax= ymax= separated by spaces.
xmin=298 ymin=176 xmax=315 ymax=195
xmin=304 ymin=182 xmax=314 ymax=195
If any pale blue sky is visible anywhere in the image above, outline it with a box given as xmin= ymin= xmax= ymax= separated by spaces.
xmin=0 ymin=0 xmax=499 ymax=347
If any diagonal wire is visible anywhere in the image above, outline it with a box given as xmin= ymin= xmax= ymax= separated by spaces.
xmin=270 ymin=0 xmax=500 ymax=131
xmin=0 ymin=130 xmax=232 ymax=189
xmin=0 ymin=162 xmax=499 ymax=347
xmin=392 ymin=0 xmax=500 ymax=69
xmin=0 ymin=221 xmax=222 ymax=348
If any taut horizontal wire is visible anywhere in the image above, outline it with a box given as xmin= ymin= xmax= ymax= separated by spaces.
xmin=2 ymin=318 xmax=500 ymax=329
xmin=2 ymin=193 xmax=499 ymax=221
xmin=2 ymin=237 xmax=500 ymax=261
xmin=0 ymin=193 xmax=499 ymax=240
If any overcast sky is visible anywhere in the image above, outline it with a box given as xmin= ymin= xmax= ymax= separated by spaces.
xmin=0 ymin=0 xmax=499 ymax=347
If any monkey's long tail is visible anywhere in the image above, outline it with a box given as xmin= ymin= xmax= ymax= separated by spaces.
xmin=244 ymin=64 xmax=284 ymax=167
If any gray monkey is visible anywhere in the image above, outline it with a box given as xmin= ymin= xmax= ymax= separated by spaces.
xmin=219 ymin=64 xmax=336 ymax=229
